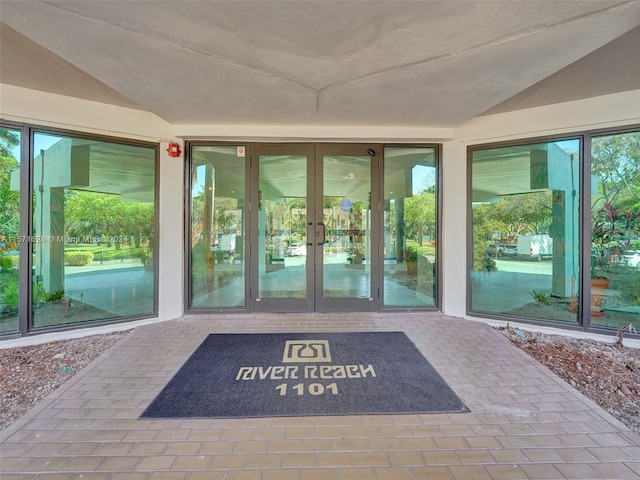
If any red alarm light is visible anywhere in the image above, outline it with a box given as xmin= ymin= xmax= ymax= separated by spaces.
xmin=167 ymin=142 xmax=181 ymax=157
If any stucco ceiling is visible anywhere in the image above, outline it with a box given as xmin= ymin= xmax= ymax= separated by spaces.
xmin=1 ymin=1 xmax=640 ymax=128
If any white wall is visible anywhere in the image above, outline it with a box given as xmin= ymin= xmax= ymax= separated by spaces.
xmin=173 ymin=124 xmax=454 ymax=143
xmin=442 ymin=89 xmax=640 ymax=319
xmin=157 ymin=143 xmax=185 ymax=321
xmin=0 ymin=84 xmax=184 ymax=323
xmin=457 ymin=90 xmax=640 ymax=144
xmin=440 ymin=140 xmax=468 ymax=317
xmin=1 ymin=85 xmax=173 ymax=142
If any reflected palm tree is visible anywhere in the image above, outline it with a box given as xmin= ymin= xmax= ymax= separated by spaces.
xmin=0 ymin=128 xmax=19 ymax=157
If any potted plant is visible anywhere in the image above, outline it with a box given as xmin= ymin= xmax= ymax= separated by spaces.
xmin=404 ymin=246 xmax=418 ymax=276
xmin=592 ymin=203 xmax=639 ymax=274
xmin=346 ymin=207 xmax=365 ymax=265
xmin=590 ymin=203 xmax=639 ymax=315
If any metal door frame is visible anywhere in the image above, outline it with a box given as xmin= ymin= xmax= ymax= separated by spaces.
xmin=250 ymin=143 xmax=381 ymax=313
xmin=249 ymin=143 xmax=315 ymax=312
xmin=314 ymin=143 xmax=381 ymax=312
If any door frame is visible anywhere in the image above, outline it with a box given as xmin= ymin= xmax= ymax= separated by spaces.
xmin=249 ymin=143 xmax=381 ymax=313
xmin=249 ymin=143 xmax=315 ymax=312
xmin=314 ymin=143 xmax=381 ymax=312
xmin=184 ymin=141 xmax=441 ymax=314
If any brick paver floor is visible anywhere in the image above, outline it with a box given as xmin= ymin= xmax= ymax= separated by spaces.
xmin=1 ymin=313 xmax=639 ymax=479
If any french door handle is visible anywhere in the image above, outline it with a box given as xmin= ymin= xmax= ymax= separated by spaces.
xmin=306 ymin=222 xmax=313 ymax=246
xmin=316 ymin=222 xmax=325 ymax=245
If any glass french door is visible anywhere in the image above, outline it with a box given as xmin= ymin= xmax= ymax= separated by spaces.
xmin=251 ymin=144 xmax=378 ymax=312
xmin=316 ymin=144 xmax=377 ymax=312
xmin=252 ymin=144 xmax=313 ymax=312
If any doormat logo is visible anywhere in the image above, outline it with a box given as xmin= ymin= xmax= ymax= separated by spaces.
xmin=282 ymin=340 xmax=331 ymax=363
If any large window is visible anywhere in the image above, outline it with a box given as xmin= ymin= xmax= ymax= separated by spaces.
xmin=470 ymin=129 xmax=639 ymax=333
xmin=590 ymin=131 xmax=639 ymax=331
xmin=30 ymin=132 xmax=157 ymax=329
xmin=1 ymin=127 xmax=157 ymax=336
xmin=470 ymin=139 xmax=581 ymax=324
xmin=0 ymin=127 xmax=21 ymax=334
xmin=189 ymin=145 xmax=246 ymax=309
xmin=383 ymin=146 xmax=439 ymax=308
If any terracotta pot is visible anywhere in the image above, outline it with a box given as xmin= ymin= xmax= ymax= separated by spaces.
xmin=567 ymin=278 xmax=611 ymax=316
xmin=590 ymin=277 xmax=610 ymax=316
xmin=591 ymin=277 xmax=610 ymax=289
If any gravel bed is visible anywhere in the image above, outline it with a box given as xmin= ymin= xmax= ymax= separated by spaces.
xmin=1 ymin=331 xmax=130 ymax=431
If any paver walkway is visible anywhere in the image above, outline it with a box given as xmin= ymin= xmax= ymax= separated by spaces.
xmin=1 ymin=313 xmax=639 ymax=479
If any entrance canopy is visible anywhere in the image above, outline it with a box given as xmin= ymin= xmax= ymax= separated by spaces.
xmin=2 ymin=2 xmax=639 ymax=128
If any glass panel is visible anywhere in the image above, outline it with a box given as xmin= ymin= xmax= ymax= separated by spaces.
xmin=31 ymin=132 xmax=156 ymax=329
xmin=383 ymin=147 xmax=437 ymax=307
xmin=1 ymin=127 xmax=21 ymax=333
xmin=323 ymin=155 xmax=370 ymax=299
xmin=190 ymin=146 xmax=245 ymax=308
xmin=470 ymin=139 xmax=581 ymax=323
xmin=258 ymin=155 xmax=307 ymax=299
xmin=590 ymin=131 xmax=639 ymax=330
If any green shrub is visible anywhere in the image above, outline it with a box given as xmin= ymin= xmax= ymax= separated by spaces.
xmin=64 ymin=251 xmax=94 ymax=266
xmin=1 ymin=278 xmax=19 ymax=312
xmin=484 ymin=256 xmax=497 ymax=272
xmin=616 ymin=274 xmax=640 ymax=306
xmin=530 ymin=289 xmax=551 ymax=305
xmin=45 ymin=290 xmax=65 ymax=302
xmin=1 ymin=255 xmax=15 ymax=270
xmin=404 ymin=246 xmax=418 ymax=262
xmin=32 ymin=282 xmax=47 ymax=303
xmin=32 ymin=282 xmax=65 ymax=303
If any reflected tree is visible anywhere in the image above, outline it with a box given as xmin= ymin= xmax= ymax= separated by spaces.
xmin=0 ymin=155 xmax=19 ymax=236
xmin=0 ymin=128 xmax=19 ymax=157
xmin=405 ymin=192 xmax=436 ymax=246
xmin=0 ymin=128 xmax=20 ymax=238
xmin=592 ymin=132 xmax=640 ymax=211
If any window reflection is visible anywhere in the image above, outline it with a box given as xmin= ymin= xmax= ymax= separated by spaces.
xmin=0 ymin=127 xmax=21 ymax=333
xmin=590 ymin=131 xmax=639 ymax=330
xmin=383 ymin=147 xmax=438 ymax=307
xmin=258 ymin=155 xmax=307 ymax=300
xmin=470 ymin=140 xmax=580 ymax=323
xmin=190 ymin=146 xmax=245 ymax=308
xmin=31 ymin=132 xmax=156 ymax=328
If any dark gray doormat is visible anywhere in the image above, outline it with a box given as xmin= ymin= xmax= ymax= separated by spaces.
xmin=141 ymin=332 xmax=468 ymax=419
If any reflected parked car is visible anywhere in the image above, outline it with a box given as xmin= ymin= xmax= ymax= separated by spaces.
xmin=624 ymin=250 xmax=640 ymax=268
xmin=286 ymin=242 xmax=306 ymax=256
xmin=486 ymin=243 xmax=517 ymax=257
xmin=486 ymin=244 xmax=500 ymax=256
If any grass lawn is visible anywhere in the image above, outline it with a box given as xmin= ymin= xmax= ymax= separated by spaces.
xmin=64 ymin=243 xmax=148 ymax=261
xmin=406 ymin=239 xmax=436 ymax=256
